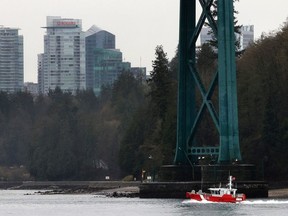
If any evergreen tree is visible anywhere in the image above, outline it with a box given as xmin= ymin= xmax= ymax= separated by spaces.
xmin=206 ymin=0 xmax=242 ymax=49
xmin=148 ymin=45 xmax=172 ymax=120
xmin=147 ymin=45 xmax=177 ymax=165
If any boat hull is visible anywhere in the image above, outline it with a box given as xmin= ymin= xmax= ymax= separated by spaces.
xmin=186 ymin=192 xmax=246 ymax=203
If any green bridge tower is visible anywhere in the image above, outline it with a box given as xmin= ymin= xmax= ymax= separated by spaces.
xmin=174 ymin=0 xmax=242 ymax=165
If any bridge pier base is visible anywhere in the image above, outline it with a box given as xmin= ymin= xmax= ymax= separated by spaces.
xmin=139 ymin=164 xmax=268 ymax=198
xmin=201 ymin=164 xmax=257 ymax=182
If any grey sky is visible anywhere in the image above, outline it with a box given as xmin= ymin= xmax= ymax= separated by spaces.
xmin=1 ymin=0 xmax=288 ymax=82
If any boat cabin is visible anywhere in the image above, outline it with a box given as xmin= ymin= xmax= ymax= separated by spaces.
xmin=208 ymin=188 xmax=237 ymax=197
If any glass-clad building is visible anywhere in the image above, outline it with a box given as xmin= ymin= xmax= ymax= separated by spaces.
xmin=93 ymin=48 xmax=130 ymax=95
xmin=85 ymin=25 xmax=116 ymax=90
xmin=0 ymin=27 xmax=23 ymax=93
xmin=85 ymin=25 xmax=131 ymax=95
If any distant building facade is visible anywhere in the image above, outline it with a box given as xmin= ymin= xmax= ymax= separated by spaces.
xmin=93 ymin=48 xmax=131 ymax=95
xmin=200 ymin=27 xmax=213 ymax=46
xmin=85 ymin=25 xmax=115 ymax=90
xmin=37 ymin=53 xmax=44 ymax=93
xmin=200 ymin=25 xmax=254 ymax=50
xmin=24 ymin=82 xmax=38 ymax=96
xmin=37 ymin=18 xmax=146 ymax=95
xmin=38 ymin=16 xmax=86 ymax=94
xmin=239 ymin=25 xmax=254 ymax=50
xmin=85 ymin=26 xmax=133 ymax=95
xmin=130 ymin=67 xmax=146 ymax=80
xmin=0 ymin=26 xmax=23 ymax=93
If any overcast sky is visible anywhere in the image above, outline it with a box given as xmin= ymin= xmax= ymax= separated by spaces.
xmin=1 ymin=0 xmax=288 ymax=83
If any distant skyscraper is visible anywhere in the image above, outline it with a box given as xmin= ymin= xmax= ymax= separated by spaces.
xmin=38 ymin=16 xmax=86 ymax=94
xmin=38 ymin=53 xmax=44 ymax=93
xmin=239 ymin=25 xmax=254 ymax=50
xmin=85 ymin=25 xmax=115 ymax=49
xmin=85 ymin=25 xmax=115 ymax=90
xmin=0 ymin=26 xmax=23 ymax=93
xmin=200 ymin=25 xmax=254 ymax=50
xmin=93 ymin=48 xmax=131 ymax=95
xmin=130 ymin=67 xmax=146 ymax=80
xmin=85 ymin=25 xmax=132 ymax=95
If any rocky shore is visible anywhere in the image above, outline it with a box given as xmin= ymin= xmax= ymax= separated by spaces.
xmin=0 ymin=181 xmax=141 ymax=197
xmin=28 ymin=186 xmax=139 ymax=198
xmin=269 ymin=188 xmax=288 ymax=198
xmin=95 ymin=186 xmax=140 ymax=197
xmin=37 ymin=186 xmax=288 ymax=198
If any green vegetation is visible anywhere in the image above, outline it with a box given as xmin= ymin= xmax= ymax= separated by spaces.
xmin=1 ymin=26 xmax=288 ymax=181
xmin=0 ymin=166 xmax=31 ymax=181
xmin=237 ymin=25 xmax=288 ymax=180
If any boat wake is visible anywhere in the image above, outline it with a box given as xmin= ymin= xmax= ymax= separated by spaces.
xmin=182 ymin=199 xmax=215 ymax=204
xmin=241 ymin=200 xmax=288 ymax=205
xmin=182 ymin=199 xmax=288 ymax=205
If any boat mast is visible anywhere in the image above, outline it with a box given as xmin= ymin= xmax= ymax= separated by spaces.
xmin=228 ymin=176 xmax=233 ymax=190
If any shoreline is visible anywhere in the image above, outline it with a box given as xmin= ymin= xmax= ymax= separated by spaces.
xmin=31 ymin=187 xmax=288 ymax=198
xmin=1 ymin=181 xmax=288 ymax=198
xmin=268 ymin=188 xmax=288 ymax=198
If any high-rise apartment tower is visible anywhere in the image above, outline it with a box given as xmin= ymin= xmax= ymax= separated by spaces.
xmin=38 ymin=16 xmax=86 ymax=94
xmin=0 ymin=26 xmax=23 ymax=93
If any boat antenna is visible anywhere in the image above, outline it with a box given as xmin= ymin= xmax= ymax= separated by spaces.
xmin=201 ymin=165 xmax=203 ymax=190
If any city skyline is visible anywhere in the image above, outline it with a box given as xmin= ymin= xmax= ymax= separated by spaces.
xmin=1 ymin=0 xmax=288 ymax=83
xmin=37 ymin=16 xmax=144 ymax=95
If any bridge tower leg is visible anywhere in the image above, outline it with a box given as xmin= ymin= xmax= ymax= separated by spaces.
xmin=217 ymin=0 xmax=242 ymax=163
xmin=174 ymin=0 xmax=242 ymax=165
xmin=174 ymin=0 xmax=196 ymax=165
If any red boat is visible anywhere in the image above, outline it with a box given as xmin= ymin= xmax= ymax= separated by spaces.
xmin=186 ymin=176 xmax=246 ymax=203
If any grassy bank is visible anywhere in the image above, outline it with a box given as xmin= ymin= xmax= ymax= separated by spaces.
xmin=0 ymin=166 xmax=32 ymax=181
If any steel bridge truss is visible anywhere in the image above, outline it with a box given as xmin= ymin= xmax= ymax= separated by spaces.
xmin=174 ymin=0 xmax=242 ymax=165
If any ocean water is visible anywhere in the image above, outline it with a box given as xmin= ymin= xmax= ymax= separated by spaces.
xmin=0 ymin=190 xmax=288 ymax=216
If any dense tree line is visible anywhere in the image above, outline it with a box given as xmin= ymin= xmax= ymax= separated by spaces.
xmin=0 ymin=71 xmax=147 ymax=180
xmin=119 ymin=46 xmax=178 ymax=179
xmin=237 ymin=25 xmax=288 ymax=180
xmin=1 ymin=25 xmax=288 ymax=181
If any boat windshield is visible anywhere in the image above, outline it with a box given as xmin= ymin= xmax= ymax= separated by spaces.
xmin=209 ymin=189 xmax=220 ymax=195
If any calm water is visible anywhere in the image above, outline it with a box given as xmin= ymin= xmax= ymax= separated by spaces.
xmin=1 ymin=190 xmax=288 ymax=216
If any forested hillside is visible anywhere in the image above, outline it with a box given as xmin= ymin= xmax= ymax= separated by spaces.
xmin=237 ymin=25 xmax=288 ymax=180
xmin=1 ymin=26 xmax=288 ymax=181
